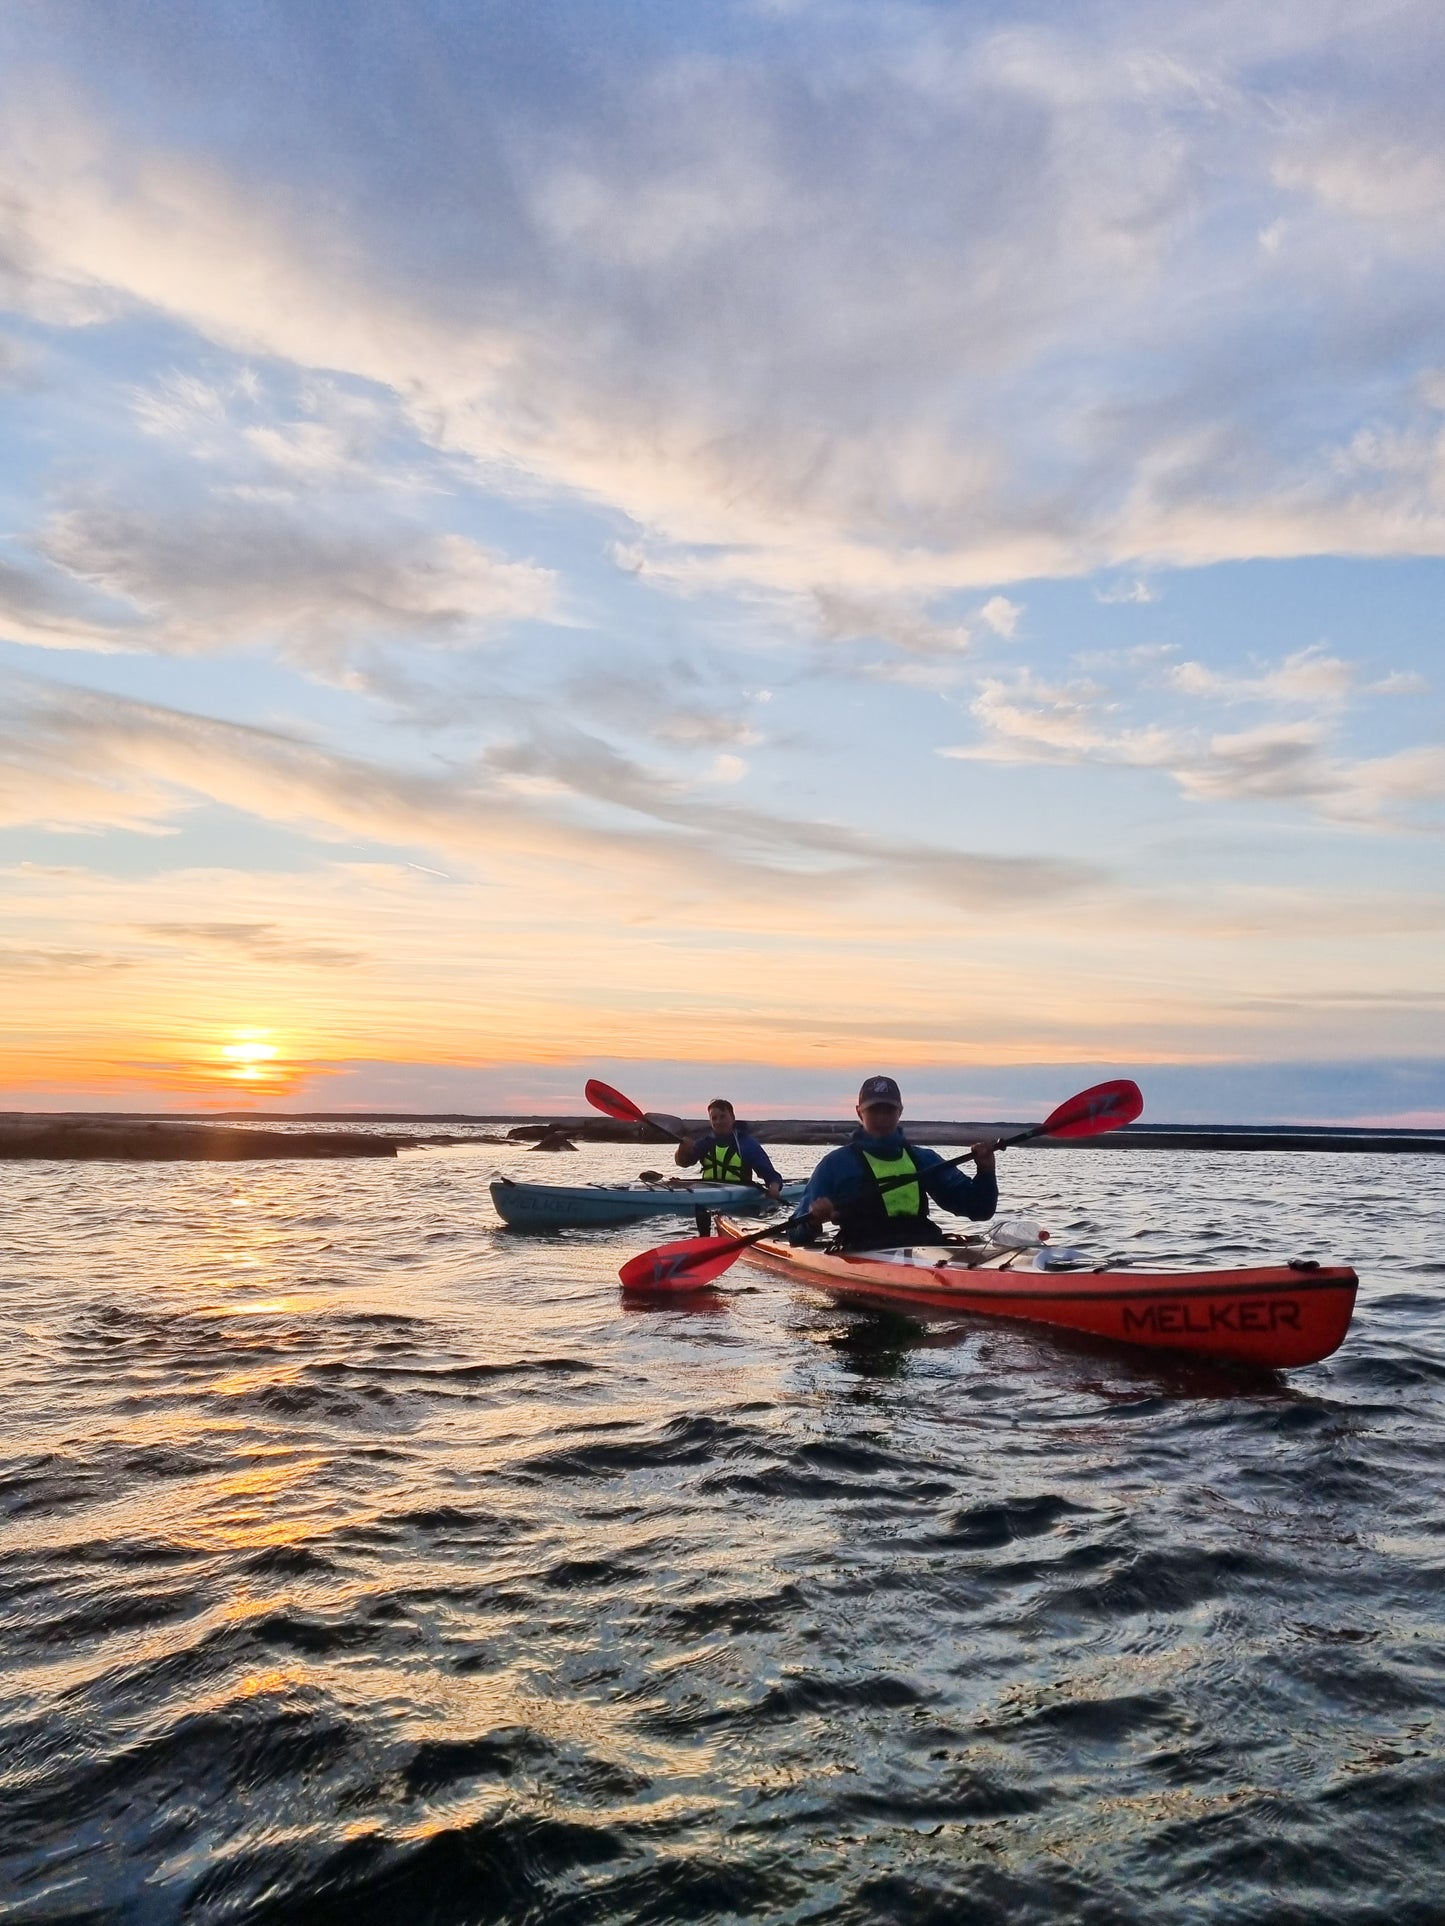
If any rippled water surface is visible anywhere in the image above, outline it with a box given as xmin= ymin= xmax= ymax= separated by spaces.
xmin=3 ymin=1135 xmax=1443 ymax=1924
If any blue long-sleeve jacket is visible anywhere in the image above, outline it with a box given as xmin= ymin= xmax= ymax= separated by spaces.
xmin=788 ymin=1127 xmax=997 ymax=1245
xmin=675 ymin=1129 xmax=782 ymax=1187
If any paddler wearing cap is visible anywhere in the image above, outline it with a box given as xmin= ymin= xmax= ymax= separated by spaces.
xmin=790 ymin=1076 xmax=998 ymax=1252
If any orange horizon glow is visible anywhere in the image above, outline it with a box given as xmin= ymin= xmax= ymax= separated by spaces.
xmin=6 ymin=848 xmax=1437 ymax=1116
xmin=0 ymin=1033 xmax=1379 ymax=1117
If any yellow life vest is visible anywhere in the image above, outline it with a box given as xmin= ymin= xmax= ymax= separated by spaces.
xmin=859 ymin=1146 xmax=921 ymax=1217
xmin=701 ymin=1138 xmax=747 ymax=1183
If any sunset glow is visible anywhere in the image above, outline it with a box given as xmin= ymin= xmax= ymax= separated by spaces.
xmin=0 ymin=4 xmax=1441 ymax=1125
xmin=221 ymin=1041 xmax=277 ymax=1064
xmin=220 ymin=1038 xmax=279 ymax=1083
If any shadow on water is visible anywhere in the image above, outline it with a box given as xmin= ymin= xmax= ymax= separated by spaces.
xmin=821 ymin=1306 xmax=931 ymax=1379
xmin=810 ymin=1302 xmax=1306 ymax=1403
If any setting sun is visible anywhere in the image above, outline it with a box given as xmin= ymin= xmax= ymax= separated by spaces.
xmin=221 ymin=1041 xmax=278 ymax=1065
xmin=209 ymin=1034 xmax=296 ymax=1095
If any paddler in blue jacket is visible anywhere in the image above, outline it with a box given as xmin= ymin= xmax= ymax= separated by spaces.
xmin=790 ymin=1075 xmax=997 ymax=1250
xmin=675 ymin=1098 xmax=784 ymax=1198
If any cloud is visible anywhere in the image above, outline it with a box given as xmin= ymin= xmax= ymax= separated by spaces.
xmin=803 ymin=586 xmax=977 ymax=682
xmin=861 ymin=657 xmax=970 ymax=690
xmin=1171 ymin=721 xmax=1335 ymax=803
xmin=1167 ymin=645 xmax=1358 ymax=705
xmin=1335 ymin=743 xmax=1445 ymax=814
xmin=1274 ymin=127 xmax=1445 ymax=252
xmin=0 ymin=945 xmax=132 ymax=975
xmin=7 ymin=3 xmax=1445 ymax=598
xmin=956 ymin=671 xmax=1163 ymax=759
xmin=812 ymin=588 xmax=970 ymax=655
xmin=128 ymin=365 xmax=438 ymax=496
xmin=29 ymin=496 xmax=556 ymax=672
xmin=941 ymin=665 xmax=1445 ymax=827
xmin=654 ymin=712 xmax=762 ymax=747
xmin=563 ymin=658 xmax=767 ymax=751
xmin=702 ymin=753 xmax=747 ymax=785
xmin=0 ymin=674 xmax=1103 ymax=914
xmin=135 ymin=922 xmax=368 ymax=969
xmin=0 ymin=553 xmax=144 ymax=654
xmin=978 ymin=596 xmax=1021 ymax=638
xmin=7 ymin=829 xmax=1444 ymax=1100
xmin=1368 ymin=669 xmax=1429 ymax=695
xmin=480 ymin=718 xmax=1100 ymax=902
xmin=1094 ymin=579 xmax=1159 ymax=604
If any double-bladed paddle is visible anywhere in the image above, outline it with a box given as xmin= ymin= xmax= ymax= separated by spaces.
xmin=617 ymin=1078 xmax=1144 ymax=1293
xmin=585 ymin=1078 xmax=684 ymax=1142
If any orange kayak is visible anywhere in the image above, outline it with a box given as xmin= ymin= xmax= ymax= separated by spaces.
xmin=715 ymin=1220 xmax=1358 ymax=1369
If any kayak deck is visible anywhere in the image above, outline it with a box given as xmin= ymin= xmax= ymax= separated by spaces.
xmin=716 ymin=1220 xmax=1358 ymax=1369
xmin=493 ymin=1178 xmax=803 ymax=1230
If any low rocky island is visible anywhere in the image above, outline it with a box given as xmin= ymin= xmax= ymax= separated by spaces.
xmin=0 ymin=1118 xmax=398 ymax=1161
xmin=500 ymin=1116 xmax=1445 ymax=1154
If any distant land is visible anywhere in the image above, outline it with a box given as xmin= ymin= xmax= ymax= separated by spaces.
xmin=1 ymin=1112 xmax=1443 ymax=1160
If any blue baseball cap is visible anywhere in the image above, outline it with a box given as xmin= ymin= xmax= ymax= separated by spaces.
xmin=857 ymin=1075 xmax=902 ymax=1106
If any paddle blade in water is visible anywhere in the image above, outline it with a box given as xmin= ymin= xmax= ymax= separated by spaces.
xmin=1038 ymin=1078 xmax=1143 ymax=1140
xmin=618 ymin=1234 xmax=743 ymax=1292
xmin=585 ymin=1079 xmax=647 ymax=1125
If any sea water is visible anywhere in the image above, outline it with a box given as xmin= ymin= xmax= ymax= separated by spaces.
xmin=2 ymin=1133 xmax=1442 ymax=1923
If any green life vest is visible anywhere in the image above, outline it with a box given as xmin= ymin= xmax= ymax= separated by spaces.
xmin=701 ymin=1137 xmax=747 ymax=1183
xmin=859 ymin=1146 xmax=921 ymax=1217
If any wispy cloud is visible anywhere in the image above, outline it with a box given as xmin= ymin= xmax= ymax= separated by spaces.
xmin=812 ymin=588 xmax=970 ymax=656
xmin=0 ymin=553 xmax=145 ymax=655
xmin=1095 ymin=579 xmax=1159 ymax=605
xmin=943 ymin=668 xmax=1445 ymax=828
xmin=0 ymin=945 xmax=133 ymax=976
xmin=135 ymin=922 xmax=368 ymax=969
xmin=25 ymin=495 xmax=557 ymax=674
xmin=1167 ymin=645 xmax=1359 ymax=706
xmin=0 ymin=675 xmax=1102 ymax=910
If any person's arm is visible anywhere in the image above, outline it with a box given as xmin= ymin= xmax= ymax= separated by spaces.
xmin=788 ymin=1154 xmax=828 ymax=1243
xmin=913 ymin=1143 xmax=998 ymax=1221
xmin=787 ymin=1148 xmax=851 ymax=1243
xmin=739 ymin=1133 xmax=783 ymax=1195
xmin=674 ymin=1133 xmax=704 ymax=1169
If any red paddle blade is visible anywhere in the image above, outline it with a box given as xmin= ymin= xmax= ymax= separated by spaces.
xmin=1038 ymin=1078 xmax=1143 ymax=1140
xmin=585 ymin=1078 xmax=647 ymax=1126
xmin=619 ymin=1234 xmax=742 ymax=1292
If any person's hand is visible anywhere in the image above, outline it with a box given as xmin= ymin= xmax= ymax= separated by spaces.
xmin=970 ymin=1139 xmax=998 ymax=1170
xmin=766 ymin=1178 xmax=783 ymax=1199
xmin=808 ymin=1195 xmax=835 ymax=1224
xmin=677 ymin=1137 xmax=695 ymax=1160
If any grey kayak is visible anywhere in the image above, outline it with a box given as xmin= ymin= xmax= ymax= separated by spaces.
xmin=490 ymin=1177 xmax=805 ymax=1230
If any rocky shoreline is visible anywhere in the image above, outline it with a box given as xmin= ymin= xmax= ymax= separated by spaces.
xmin=497 ymin=1117 xmax=1445 ymax=1155
xmin=2 ymin=1112 xmax=1442 ymax=1160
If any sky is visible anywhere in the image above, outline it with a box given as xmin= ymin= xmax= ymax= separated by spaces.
xmin=0 ymin=0 xmax=1442 ymax=1124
